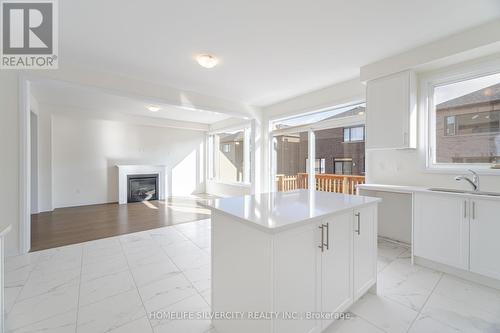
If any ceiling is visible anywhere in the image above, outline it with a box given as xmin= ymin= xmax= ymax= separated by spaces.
xmin=31 ymin=81 xmax=232 ymax=124
xmin=60 ymin=0 xmax=500 ymax=107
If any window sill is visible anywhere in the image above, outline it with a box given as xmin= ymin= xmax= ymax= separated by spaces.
xmin=207 ymin=180 xmax=252 ymax=188
xmin=424 ymin=166 xmax=500 ymax=176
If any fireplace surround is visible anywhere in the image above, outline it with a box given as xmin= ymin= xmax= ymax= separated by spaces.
xmin=117 ymin=165 xmax=167 ymax=204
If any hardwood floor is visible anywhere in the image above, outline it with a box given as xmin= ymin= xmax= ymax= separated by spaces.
xmin=30 ymin=196 xmax=213 ymax=252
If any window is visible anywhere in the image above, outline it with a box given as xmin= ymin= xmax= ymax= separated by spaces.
xmin=430 ymin=71 xmax=500 ymax=166
xmin=343 ymin=126 xmax=365 ymax=142
xmin=271 ymin=103 xmax=366 ymax=130
xmin=273 ymin=131 xmax=309 ymax=191
xmin=209 ymin=127 xmax=251 ymax=183
xmin=334 ymin=158 xmax=353 ymax=175
xmin=271 ymin=102 xmax=366 ymax=192
xmin=306 ymin=158 xmax=325 ymax=174
xmin=444 ymin=111 xmax=500 ymax=136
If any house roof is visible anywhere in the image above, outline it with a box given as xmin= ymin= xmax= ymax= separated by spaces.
xmin=437 ymin=83 xmax=500 ymax=110
xmin=219 ymin=131 xmax=244 ymax=142
xmin=322 ymin=106 xmax=366 ymax=121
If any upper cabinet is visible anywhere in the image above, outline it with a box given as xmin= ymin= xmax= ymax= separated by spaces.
xmin=366 ymin=70 xmax=417 ymax=149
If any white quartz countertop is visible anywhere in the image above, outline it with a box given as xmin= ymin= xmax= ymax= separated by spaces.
xmin=203 ymin=190 xmax=380 ymax=233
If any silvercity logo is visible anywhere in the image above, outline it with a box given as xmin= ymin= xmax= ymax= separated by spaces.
xmin=1 ymin=0 xmax=58 ymax=69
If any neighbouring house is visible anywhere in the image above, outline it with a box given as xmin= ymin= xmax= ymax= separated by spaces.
xmin=436 ymin=83 xmax=500 ymax=163
xmin=275 ymin=107 xmax=366 ymax=176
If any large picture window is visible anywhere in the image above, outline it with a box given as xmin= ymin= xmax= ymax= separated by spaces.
xmin=430 ymin=71 xmax=500 ymax=165
xmin=271 ymin=102 xmax=366 ymax=193
xmin=208 ymin=127 xmax=251 ymax=184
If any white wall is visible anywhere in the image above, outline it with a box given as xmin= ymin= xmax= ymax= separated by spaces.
xmin=0 ymin=72 xmax=20 ymax=255
xmin=46 ymin=108 xmax=205 ymax=208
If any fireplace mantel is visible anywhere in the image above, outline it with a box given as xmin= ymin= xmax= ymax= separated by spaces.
xmin=116 ymin=165 xmax=166 ymax=204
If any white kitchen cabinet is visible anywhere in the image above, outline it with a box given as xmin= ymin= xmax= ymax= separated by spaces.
xmin=469 ymin=198 xmax=500 ymax=280
xmin=353 ymin=205 xmax=377 ymax=300
xmin=366 ymin=70 xmax=416 ymax=149
xmin=414 ymin=193 xmax=469 ymax=270
xmin=320 ymin=212 xmax=353 ymax=330
xmin=274 ymin=222 xmax=321 ymax=333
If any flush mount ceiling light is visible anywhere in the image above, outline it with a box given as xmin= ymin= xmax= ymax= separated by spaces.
xmin=147 ymin=105 xmax=161 ymax=112
xmin=196 ymin=54 xmax=218 ymax=69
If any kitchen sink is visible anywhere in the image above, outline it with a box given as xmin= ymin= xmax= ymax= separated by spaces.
xmin=428 ymin=188 xmax=500 ymax=197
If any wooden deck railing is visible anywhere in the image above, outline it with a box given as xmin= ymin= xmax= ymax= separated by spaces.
xmin=276 ymin=173 xmax=365 ymax=195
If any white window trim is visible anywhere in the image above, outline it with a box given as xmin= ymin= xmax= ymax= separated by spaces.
xmin=421 ymin=57 xmax=500 ymax=174
xmin=207 ymin=124 xmax=252 ymax=185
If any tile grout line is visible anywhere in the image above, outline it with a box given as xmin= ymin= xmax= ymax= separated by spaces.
xmin=5 ymin=249 xmax=80 ymax=332
xmin=118 ymin=236 xmax=156 ymax=333
xmin=7 ymin=249 xmax=55 ymax=311
xmin=405 ymin=272 xmax=444 ymax=333
xmin=158 ymin=225 xmax=211 ymax=304
xmin=74 ymin=246 xmax=84 ymax=333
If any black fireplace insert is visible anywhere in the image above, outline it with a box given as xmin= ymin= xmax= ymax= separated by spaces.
xmin=127 ymin=174 xmax=159 ymax=203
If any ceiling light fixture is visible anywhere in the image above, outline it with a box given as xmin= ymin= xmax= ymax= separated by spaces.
xmin=147 ymin=105 xmax=161 ymax=112
xmin=196 ymin=54 xmax=218 ymax=69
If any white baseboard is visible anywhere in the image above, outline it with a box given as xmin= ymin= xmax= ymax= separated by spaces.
xmin=414 ymin=256 xmax=500 ymax=291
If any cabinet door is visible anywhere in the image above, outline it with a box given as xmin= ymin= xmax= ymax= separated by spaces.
xmin=274 ymin=223 xmax=321 ymax=333
xmin=353 ymin=204 xmax=377 ymax=300
xmin=366 ymin=70 xmax=416 ymax=149
xmin=413 ymin=193 xmax=469 ymax=270
xmin=470 ymin=198 xmax=500 ymax=280
xmin=321 ymin=212 xmax=353 ymax=329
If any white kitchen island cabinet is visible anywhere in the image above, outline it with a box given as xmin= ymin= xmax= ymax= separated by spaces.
xmin=205 ymin=190 xmax=380 ymax=333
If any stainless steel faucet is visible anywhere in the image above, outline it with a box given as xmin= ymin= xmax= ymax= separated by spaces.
xmin=455 ymin=169 xmax=480 ymax=191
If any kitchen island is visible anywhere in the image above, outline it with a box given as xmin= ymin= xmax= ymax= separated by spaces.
xmin=204 ymin=190 xmax=380 ymax=333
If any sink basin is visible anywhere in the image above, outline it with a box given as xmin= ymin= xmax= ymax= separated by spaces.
xmin=428 ymin=188 xmax=500 ymax=197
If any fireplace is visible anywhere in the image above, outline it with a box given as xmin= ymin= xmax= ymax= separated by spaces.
xmin=127 ymin=174 xmax=159 ymax=203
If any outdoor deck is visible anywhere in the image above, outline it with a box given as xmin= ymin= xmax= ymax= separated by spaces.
xmin=276 ymin=173 xmax=365 ymax=194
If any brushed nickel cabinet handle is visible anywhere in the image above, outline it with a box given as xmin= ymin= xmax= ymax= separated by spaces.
xmin=464 ymin=200 xmax=467 ymax=218
xmin=318 ymin=225 xmax=324 ymax=252
xmin=355 ymin=212 xmax=361 ymax=235
xmin=325 ymin=223 xmax=329 ymax=250
xmin=472 ymin=201 xmax=476 ymax=220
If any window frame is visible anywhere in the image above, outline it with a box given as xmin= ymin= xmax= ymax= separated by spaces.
xmin=343 ymin=126 xmax=365 ymax=143
xmin=422 ymin=58 xmax=500 ymax=172
xmin=207 ymin=125 xmax=252 ymax=185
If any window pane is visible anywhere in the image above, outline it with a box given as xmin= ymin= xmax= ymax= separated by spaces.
xmin=274 ymin=131 xmax=308 ymax=191
xmin=445 ymin=116 xmax=456 ymax=136
xmin=207 ymin=135 xmax=214 ymax=179
xmin=343 ymin=128 xmax=350 ymax=142
xmin=271 ymin=103 xmax=366 ymax=130
xmin=217 ymin=130 xmax=245 ymax=182
xmin=315 ymin=127 xmax=365 ymax=175
xmin=350 ymin=126 xmax=364 ymax=141
xmin=434 ymin=73 xmax=500 ymax=164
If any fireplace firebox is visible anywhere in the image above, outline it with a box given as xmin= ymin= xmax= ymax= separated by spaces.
xmin=127 ymin=174 xmax=159 ymax=203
